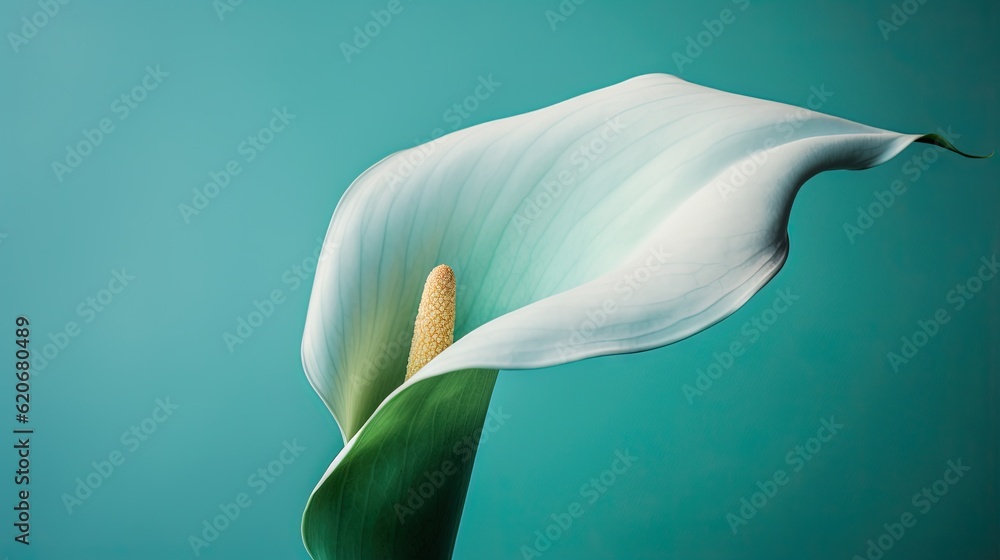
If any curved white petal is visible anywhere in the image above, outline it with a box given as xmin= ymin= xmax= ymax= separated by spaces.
xmin=415 ymin=132 xmax=917 ymax=379
xmin=302 ymin=73 xmax=923 ymax=439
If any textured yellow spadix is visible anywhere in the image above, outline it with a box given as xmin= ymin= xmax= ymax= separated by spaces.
xmin=405 ymin=265 xmax=456 ymax=380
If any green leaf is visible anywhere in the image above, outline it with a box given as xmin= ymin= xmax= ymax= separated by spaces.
xmin=916 ymin=133 xmax=993 ymax=158
xmin=302 ymin=369 xmax=498 ymax=560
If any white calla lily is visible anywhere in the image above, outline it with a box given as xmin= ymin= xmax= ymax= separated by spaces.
xmin=299 ymin=73 xmax=981 ymax=560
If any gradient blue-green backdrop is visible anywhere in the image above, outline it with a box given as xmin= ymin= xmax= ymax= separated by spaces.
xmin=1 ymin=1 xmax=997 ymax=559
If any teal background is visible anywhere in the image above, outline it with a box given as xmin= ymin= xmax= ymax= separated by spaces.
xmin=1 ymin=0 xmax=997 ymax=559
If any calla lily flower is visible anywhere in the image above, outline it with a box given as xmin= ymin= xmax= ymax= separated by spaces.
xmin=299 ymin=74 xmax=983 ymax=559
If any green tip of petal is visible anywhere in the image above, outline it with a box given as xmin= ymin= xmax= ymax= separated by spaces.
xmin=916 ymin=133 xmax=994 ymax=159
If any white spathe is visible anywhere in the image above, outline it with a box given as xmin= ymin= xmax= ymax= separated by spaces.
xmin=301 ymin=73 xmax=920 ymax=442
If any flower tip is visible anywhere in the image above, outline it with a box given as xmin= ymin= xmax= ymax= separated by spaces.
xmin=428 ymin=264 xmax=455 ymax=285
